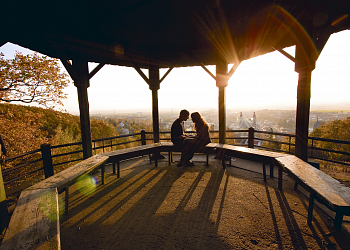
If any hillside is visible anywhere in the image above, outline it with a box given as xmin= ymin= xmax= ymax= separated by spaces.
xmin=0 ymin=103 xmax=117 ymax=157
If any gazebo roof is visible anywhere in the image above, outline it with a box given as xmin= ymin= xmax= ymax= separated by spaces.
xmin=2 ymin=0 xmax=349 ymax=68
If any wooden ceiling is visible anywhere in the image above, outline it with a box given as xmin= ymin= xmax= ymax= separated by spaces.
xmin=2 ymin=0 xmax=349 ymax=68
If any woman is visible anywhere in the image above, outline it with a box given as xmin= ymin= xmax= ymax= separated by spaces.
xmin=177 ymin=112 xmax=211 ymax=167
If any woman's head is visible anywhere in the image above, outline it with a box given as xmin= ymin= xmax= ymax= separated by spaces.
xmin=191 ymin=112 xmax=201 ymax=124
xmin=191 ymin=112 xmax=209 ymax=130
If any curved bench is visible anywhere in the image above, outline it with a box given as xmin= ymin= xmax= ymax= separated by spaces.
xmin=219 ymin=144 xmax=350 ymax=230
xmin=0 ymin=144 xmax=161 ymax=250
xmin=2 ymin=143 xmax=349 ymax=249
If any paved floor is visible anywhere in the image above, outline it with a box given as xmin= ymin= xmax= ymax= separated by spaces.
xmin=59 ymin=154 xmax=350 ymax=249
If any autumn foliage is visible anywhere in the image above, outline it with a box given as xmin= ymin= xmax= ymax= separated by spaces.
xmin=310 ymin=117 xmax=350 ymax=163
xmin=0 ymin=52 xmax=70 ymax=109
xmin=0 ymin=103 xmax=118 ymax=190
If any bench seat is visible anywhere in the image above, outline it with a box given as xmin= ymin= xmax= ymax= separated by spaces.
xmin=276 ymin=155 xmax=350 ymax=229
xmin=159 ymin=142 xmax=216 ymax=165
xmin=221 ymin=144 xmax=288 ymax=181
xmin=0 ymin=188 xmax=60 ymax=250
xmin=0 ymin=154 xmax=108 ymax=250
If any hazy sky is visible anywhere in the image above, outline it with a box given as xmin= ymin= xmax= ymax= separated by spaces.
xmin=1 ymin=30 xmax=349 ymax=114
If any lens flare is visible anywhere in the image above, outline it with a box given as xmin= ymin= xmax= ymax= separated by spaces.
xmin=76 ymin=175 xmax=98 ymax=196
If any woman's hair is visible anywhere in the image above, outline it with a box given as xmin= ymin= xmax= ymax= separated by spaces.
xmin=191 ymin=112 xmax=209 ymax=131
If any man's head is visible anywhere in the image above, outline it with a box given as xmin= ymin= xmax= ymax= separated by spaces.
xmin=179 ymin=109 xmax=190 ymax=121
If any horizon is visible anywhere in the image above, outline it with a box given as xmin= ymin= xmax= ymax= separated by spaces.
xmin=1 ymin=30 xmax=350 ymax=115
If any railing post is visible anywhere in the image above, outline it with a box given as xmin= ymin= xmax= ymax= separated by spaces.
xmin=41 ymin=144 xmax=54 ymax=178
xmin=289 ymin=136 xmax=291 ymax=153
xmin=0 ymin=144 xmax=9 ymax=235
xmin=248 ymin=127 xmax=254 ymax=148
xmin=141 ymin=129 xmax=146 ymax=145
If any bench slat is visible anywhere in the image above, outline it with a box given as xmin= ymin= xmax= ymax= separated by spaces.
xmin=102 ymin=143 xmax=159 ymax=161
xmin=28 ymin=154 xmax=108 ymax=193
xmin=0 ymin=188 xmax=60 ymax=250
xmin=223 ymin=144 xmax=287 ymax=162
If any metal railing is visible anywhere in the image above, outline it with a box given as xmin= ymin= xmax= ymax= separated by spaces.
xmin=2 ymin=128 xmax=350 ymax=195
xmin=1 ymin=132 xmax=143 ymax=193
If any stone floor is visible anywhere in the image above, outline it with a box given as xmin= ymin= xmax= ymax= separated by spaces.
xmin=59 ymin=154 xmax=350 ymax=249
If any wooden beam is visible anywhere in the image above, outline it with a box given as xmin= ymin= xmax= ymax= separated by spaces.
xmin=200 ymin=63 xmax=216 ymax=80
xmin=127 ymin=56 xmax=149 ymax=84
xmin=159 ymin=67 xmax=174 ymax=84
xmin=272 ymin=47 xmax=295 ymax=62
xmin=60 ymin=58 xmax=78 ymax=81
xmin=89 ymin=63 xmax=105 ymax=79
xmin=227 ymin=63 xmax=240 ymax=78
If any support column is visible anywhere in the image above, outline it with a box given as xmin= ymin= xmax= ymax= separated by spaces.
xmin=73 ymin=59 xmax=93 ymax=159
xmin=216 ymin=60 xmax=228 ymax=144
xmin=149 ymin=62 xmax=160 ymax=143
xmin=294 ymin=45 xmax=315 ymax=161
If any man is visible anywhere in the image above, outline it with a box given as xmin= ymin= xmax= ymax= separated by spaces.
xmin=171 ymin=109 xmax=190 ymax=148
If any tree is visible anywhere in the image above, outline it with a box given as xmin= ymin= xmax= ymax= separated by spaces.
xmin=0 ymin=52 xmax=70 ymax=108
xmin=310 ymin=117 xmax=350 ymax=162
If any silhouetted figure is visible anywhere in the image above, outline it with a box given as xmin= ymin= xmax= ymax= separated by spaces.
xmin=177 ymin=112 xmax=211 ymax=167
xmin=171 ymin=109 xmax=190 ymax=148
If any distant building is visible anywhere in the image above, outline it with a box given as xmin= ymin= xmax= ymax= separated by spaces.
xmin=239 ymin=112 xmax=257 ymax=129
xmin=313 ymin=117 xmax=323 ymax=130
xmin=121 ymin=128 xmax=130 ymax=135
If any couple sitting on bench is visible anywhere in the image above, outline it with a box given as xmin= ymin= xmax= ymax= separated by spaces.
xmin=171 ymin=109 xmax=211 ymax=167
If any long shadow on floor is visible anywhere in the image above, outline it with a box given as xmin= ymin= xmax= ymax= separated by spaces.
xmin=60 ymin=161 xmax=350 ymax=249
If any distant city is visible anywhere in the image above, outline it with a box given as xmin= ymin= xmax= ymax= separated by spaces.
xmin=90 ymin=109 xmax=350 ymax=135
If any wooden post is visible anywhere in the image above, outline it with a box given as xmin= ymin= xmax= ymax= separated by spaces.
xmin=0 ymin=144 xmax=9 ymax=235
xmin=248 ymin=127 xmax=254 ymax=148
xmin=292 ymin=6 xmax=317 ymax=162
xmin=294 ymin=45 xmax=315 ymax=161
xmin=141 ymin=129 xmax=146 ymax=145
xmin=307 ymin=192 xmax=315 ymax=225
xmin=149 ymin=62 xmax=160 ymax=143
xmin=73 ymin=59 xmax=93 ymax=159
xmin=216 ymin=60 xmax=228 ymax=144
xmin=41 ymin=144 xmax=54 ymax=178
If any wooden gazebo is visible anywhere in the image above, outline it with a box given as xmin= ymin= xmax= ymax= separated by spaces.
xmin=2 ymin=0 xmax=350 ymax=162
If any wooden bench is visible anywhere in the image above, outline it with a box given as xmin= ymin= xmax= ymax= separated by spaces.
xmin=0 ymin=154 xmax=109 ymax=250
xmin=0 ymin=188 xmax=60 ymax=250
xmin=101 ymin=143 xmax=161 ymax=177
xmin=276 ymin=155 xmax=350 ymax=229
xmin=220 ymin=144 xmax=288 ymax=181
xmin=159 ymin=142 xmax=217 ymax=166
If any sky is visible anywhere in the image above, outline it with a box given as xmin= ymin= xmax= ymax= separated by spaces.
xmin=1 ymin=30 xmax=350 ymax=115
